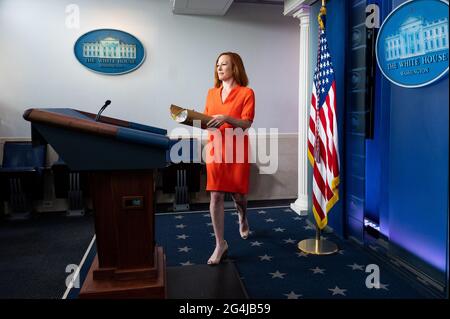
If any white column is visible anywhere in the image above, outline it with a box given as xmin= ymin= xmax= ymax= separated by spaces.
xmin=289 ymin=6 xmax=311 ymax=216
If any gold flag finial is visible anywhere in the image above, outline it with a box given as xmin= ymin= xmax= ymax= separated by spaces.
xmin=318 ymin=3 xmax=327 ymax=30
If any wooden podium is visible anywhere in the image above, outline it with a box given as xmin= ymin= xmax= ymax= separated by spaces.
xmin=24 ymin=108 xmax=172 ymax=298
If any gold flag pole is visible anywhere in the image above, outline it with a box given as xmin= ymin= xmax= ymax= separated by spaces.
xmin=298 ymin=225 xmax=338 ymax=255
xmin=297 ymin=0 xmax=338 ymax=256
xmin=318 ymin=1 xmax=327 ymax=31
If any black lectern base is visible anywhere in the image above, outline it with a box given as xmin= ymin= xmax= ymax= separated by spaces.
xmin=167 ymin=261 xmax=248 ymax=299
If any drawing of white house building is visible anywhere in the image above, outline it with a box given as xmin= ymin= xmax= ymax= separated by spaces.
xmin=83 ymin=37 xmax=136 ymax=59
xmin=385 ymin=17 xmax=448 ymax=61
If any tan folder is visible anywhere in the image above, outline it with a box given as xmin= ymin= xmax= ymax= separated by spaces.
xmin=170 ymin=104 xmax=213 ymax=129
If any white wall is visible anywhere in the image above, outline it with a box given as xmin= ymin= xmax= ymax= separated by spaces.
xmin=0 ymin=0 xmax=300 ymax=137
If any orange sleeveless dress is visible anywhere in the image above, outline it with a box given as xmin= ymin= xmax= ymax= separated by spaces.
xmin=204 ymin=86 xmax=255 ymax=195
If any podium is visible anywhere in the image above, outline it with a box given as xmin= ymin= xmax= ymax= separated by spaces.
xmin=23 ymin=108 xmax=172 ymax=298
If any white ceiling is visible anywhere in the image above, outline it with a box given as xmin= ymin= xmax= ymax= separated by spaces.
xmin=171 ymin=0 xmax=284 ymax=16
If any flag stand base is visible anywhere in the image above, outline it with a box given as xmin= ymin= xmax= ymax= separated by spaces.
xmin=298 ymin=226 xmax=338 ymax=255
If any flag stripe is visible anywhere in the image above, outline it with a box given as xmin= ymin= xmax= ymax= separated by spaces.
xmin=312 ymin=187 xmax=326 ymax=220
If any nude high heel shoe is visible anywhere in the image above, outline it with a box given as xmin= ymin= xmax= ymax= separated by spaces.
xmin=239 ymin=220 xmax=249 ymax=240
xmin=239 ymin=213 xmax=250 ymax=240
xmin=207 ymin=240 xmax=228 ymax=266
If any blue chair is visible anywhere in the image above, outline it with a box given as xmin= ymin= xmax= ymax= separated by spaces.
xmin=0 ymin=141 xmax=46 ymax=219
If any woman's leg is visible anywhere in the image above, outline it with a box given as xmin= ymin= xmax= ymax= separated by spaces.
xmin=232 ymin=193 xmax=249 ymax=239
xmin=208 ymin=191 xmax=228 ymax=264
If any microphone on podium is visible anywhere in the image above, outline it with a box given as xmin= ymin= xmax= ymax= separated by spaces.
xmin=95 ymin=100 xmax=111 ymax=122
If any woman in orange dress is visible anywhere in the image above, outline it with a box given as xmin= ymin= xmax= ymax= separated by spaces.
xmin=204 ymin=52 xmax=255 ymax=265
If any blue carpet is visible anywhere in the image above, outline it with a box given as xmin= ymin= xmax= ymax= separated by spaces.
xmin=68 ymin=206 xmax=428 ymax=299
xmin=154 ymin=207 xmax=426 ymax=299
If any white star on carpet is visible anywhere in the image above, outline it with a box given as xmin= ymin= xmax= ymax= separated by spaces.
xmin=273 ymin=227 xmax=285 ymax=232
xmin=176 ymin=224 xmax=187 ymax=229
xmin=304 ymin=225 xmax=315 ymax=230
xmin=347 ymin=263 xmax=364 ymax=271
xmin=328 ymin=286 xmax=347 ymax=296
xmin=210 ymin=233 xmax=215 ymax=237
xmin=231 ymin=212 xmax=239 ymax=216
xmin=379 ymin=283 xmax=389 ymax=290
xmin=176 ymin=234 xmax=189 ymax=240
xmin=265 ymin=218 xmax=275 ymax=223
xmin=293 ymin=217 xmax=303 ymax=220
xmin=250 ymin=241 xmax=263 ymax=246
xmin=206 ymin=222 xmax=213 ymax=226
xmin=284 ymin=238 xmax=296 ymax=244
xmin=178 ymin=246 xmax=192 ymax=252
xmin=283 ymin=208 xmax=292 ymax=212
xmin=284 ymin=291 xmax=302 ymax=299
xmin=203 ymin=214 xmax=210 ymax=217
xmin=338 ymin=250 xmax=345 ymax=255
xmin=259 ymin=254 xmax=273 ymax=261
xmin=174 ymin=215 xmax=183 ymax=219
xmin=180 ymin=261 xmax=194 ymax=266
xmin=257 ymin=210 xmax=267 ymax=214
xmin=269 ymin=270 xmax=286 ymax=279
xmin=310 ymin=267 xmax=325 ymax=274
xmin=296 ymin=252 xmax=309 ymax=258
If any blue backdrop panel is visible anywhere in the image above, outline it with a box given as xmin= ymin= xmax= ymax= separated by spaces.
xmin=387 ymin=0 xmax=449 ymax=280
xmin=388 ymin=77 xmax=448 ymax=274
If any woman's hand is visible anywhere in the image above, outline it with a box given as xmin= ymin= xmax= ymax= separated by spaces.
xmin=207 ymin=114 xmax=228 ymax=128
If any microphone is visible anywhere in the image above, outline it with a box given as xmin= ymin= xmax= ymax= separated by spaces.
xmin=95 ymin=100 xmax=111 ymax=121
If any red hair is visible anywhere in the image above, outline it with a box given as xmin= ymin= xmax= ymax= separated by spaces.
xmin=214 ymin=52 xmax=249 ymax=88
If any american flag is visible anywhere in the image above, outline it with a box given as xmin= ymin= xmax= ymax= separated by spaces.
xmin=307 ymin=7 xmax=340 ymax=230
